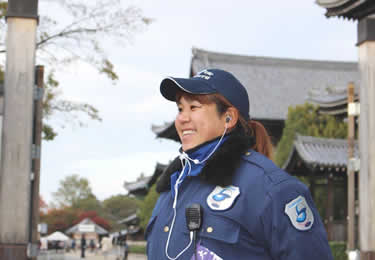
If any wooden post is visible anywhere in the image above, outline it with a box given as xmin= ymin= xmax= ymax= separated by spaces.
xmin=347 ymin=82 xmax=356 ymax=251
xmin=30 ymin=65 xmax=44 ymax=260
xmin=326 ymin=174 xmax=334 ymax=241
xmin=358 ymin=18 xmax=375 ymax=258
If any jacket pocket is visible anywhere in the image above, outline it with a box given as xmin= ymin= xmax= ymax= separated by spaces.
xmin=185 ymin=214 xmax=240 ymax=244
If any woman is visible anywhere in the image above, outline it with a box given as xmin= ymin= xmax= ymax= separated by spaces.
xmin=146 ymin=69 xmax=333 ymax=259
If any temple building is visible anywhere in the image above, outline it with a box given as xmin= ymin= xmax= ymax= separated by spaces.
xmin=124 ymin=163 xmax=167 ymax=197
xmin=152 ymin=47 xmax=359 ymax=145
xmin=317 ymin=0 xmax=375 ymax=20
xmin=283 ymin=135 xmax=359 ymax=241
xmin=307 ymin=85 xmax=359 ymax=118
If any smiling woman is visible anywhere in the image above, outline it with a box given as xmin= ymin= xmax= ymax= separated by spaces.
xmin=145 ymin=69 xmax=333 ymax=260
xmin=175 ymin=93 xmax=228 ymax=151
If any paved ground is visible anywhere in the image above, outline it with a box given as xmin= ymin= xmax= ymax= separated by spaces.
xmin=38 ymin=250 xmax=147 ymax=260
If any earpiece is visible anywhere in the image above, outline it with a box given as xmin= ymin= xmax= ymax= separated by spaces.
xmin=225 ymin=115 xmax=232 ymax=123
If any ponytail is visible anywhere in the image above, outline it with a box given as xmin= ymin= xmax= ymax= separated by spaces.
xmin=198 ymin=92 xmax=274 ymax=160
xmin=238 ymin=117 xmax=273 ymax=160
xmin=249 ymin=120 xmax=273 ymax=160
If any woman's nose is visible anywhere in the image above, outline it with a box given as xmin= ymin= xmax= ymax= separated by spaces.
xmin=176 ymin=111 xmax=190 ymax=123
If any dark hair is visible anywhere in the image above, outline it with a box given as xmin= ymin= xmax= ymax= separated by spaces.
xmin=175 ymin=91 xmax=273 ymax=159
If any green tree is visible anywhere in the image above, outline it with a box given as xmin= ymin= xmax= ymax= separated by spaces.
xmin=138 ymin=183 xmax=159 ymax=230
xmin=0 ymin=0 xmax=151 ymax=140
xmin=103 ymin=194 xmax=140 ymax=219
xmin=72 ymin=193 xmax=103 ymax=213
xmin=102 ymin=194 xmax=140 ymax=230
xmin=52 ymin=174 xmax=94 ymax=207
xmin=274 ymin=103 xmax=347 ymax=167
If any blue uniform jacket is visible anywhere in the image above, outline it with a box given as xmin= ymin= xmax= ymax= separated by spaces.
xmin=146 ymin=135 xmax=333 ymax=260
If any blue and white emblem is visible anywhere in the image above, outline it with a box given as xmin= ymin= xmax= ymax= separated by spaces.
xmin=284 ymin=195 xmax=314 ymax=231
xmin=207 ymin=185 xmax=240 ymax=211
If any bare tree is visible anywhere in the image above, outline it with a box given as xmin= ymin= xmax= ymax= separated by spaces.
xmin=0 ymin=0 xmax=152 ymax=139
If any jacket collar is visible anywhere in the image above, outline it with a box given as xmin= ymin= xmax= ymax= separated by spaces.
xmin=156 ymin=129 xmax=254 ymax=193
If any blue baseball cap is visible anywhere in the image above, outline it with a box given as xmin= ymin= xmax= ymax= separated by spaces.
xmin=160 ymin=69 xmax=250 ymax=120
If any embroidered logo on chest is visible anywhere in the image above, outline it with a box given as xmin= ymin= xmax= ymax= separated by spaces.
xmin=206 ymin=185 xmax=240 ymax=211
xmin=284 ymin=195 xmax=314 ymax=231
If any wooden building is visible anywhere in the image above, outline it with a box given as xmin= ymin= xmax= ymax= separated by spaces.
xmin=124 ymin=163 xmax=167 ymax=197
xmin=308 ymin=85 xmax=359 ymax=118
xmin=283 ymin=135 xmax=359 ymax=242
xmin=65 ymin=218 xmax=108 ymax=247
xmin=153 ymin=47 xmax=359 ymax=145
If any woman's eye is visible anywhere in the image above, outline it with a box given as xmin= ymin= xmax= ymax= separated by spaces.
xmin=191 ymin=105 xmax=200 ymax=110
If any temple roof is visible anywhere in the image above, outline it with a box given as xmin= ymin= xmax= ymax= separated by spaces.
xmin=66 ymin=218 xmax=108 ymax=235
xmin=283 ymin=135 xmax=358 ymax=175
xmin=123 ymin=163 xmax=167 ymax=196
xmin=316 ymin=0 xmax=375 ymax=20
xmin=307 ymin=85 xmax=359 ymax=115
xmin=153 ymin=48 xmax=359 ymax=142
xmin=123 ymin=175 xmax=152 ymax=193
xmin=151 ymin=123 xmax=180 ymax=142
xmin=190 ymin=48 xmax=359 ymax=121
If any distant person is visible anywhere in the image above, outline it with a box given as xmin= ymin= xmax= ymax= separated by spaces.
xmin=71 ymin=239 xmax=76 ymax=252
xmin=122 ymin=235 xmax=129 ymax=260
xmin=90 ymin=239 xmax=95 ymax=252
xmin=81 ymin=234 xmax=86 ymax=258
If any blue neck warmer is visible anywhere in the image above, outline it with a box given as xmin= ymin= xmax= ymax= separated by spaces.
xmin=170 ymin=135 xmax=228 ymax=197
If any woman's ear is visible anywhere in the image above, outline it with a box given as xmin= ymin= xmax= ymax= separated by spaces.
xmin=224 ymin=107 xmax=238 ymax=129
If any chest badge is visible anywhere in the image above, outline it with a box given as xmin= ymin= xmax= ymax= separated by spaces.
xmin=284 ymin=195 xmax=314 ymax=231
xmin=207 ymin=185 xmax=240 ymax=211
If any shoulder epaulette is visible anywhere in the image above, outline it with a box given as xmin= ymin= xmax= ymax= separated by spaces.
xmin=242 ymin=150 xmax=291 ymax=185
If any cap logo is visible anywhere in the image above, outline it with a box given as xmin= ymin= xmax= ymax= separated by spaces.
xmin=284 ymin=195 xmax=314 ymax=231
xmin=194 ymin=69 xmax=214 ymax=80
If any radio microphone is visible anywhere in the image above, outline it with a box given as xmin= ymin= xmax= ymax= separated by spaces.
xmin=186 ymin=203 xmax=203 ymax=259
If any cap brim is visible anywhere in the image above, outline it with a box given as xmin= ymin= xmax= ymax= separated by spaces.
xmin=160 ymin=77 xmax=216 ymax=101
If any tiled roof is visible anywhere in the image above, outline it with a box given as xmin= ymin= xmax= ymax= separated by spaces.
xmin=307 ymin=86 xmax=359 ymax=116
xmin=123 ymin=176 xmax=152 ymax=192
xmin=283 ymin=135 xmax=358 ymax=169
xmin=191 ymin=48 xmax=359 ymax=121
xmin=65 ymin=218 xmax=108 ymax=235
xmin=307 ymin=85 xmax=359 ymax=107
xmin=151 ymin=122 xmax=180 ymax=142
xmin=316 ymin=0 xmax=375 ymax=20
xmin=124 ymin=163 xmax=167 ymax=195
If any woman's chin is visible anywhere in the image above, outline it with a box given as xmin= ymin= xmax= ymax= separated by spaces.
xmin=182 ymin=140 xmax=198 ymax=151
xmin=182 ymin=144 xmax=194 ymax=151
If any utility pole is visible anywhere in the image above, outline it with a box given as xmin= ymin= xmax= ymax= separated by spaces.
xmin=0 ymin=0 xmax=39 ymax=259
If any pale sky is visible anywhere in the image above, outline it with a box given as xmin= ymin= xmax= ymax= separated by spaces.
xmin=39 ymin=0 xmax=358 ymax=203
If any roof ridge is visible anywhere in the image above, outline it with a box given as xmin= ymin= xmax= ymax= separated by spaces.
xmin=192 ymin=47 xmax=358 ymax=70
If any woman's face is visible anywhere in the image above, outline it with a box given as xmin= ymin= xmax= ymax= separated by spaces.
xmin=175 ymin=95 xmax=226 ymax=151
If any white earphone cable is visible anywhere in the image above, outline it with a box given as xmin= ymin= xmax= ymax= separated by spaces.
xmin=164 ymin=123 xmax=228 ymax=259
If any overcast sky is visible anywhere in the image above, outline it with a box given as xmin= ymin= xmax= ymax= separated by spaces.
xmin=39 ymin=0 xmax=358 ymax=204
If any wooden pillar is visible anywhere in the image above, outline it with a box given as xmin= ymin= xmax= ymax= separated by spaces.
xmin=30 ymin=66 xmax=44 ymax=260
xmin=358 ymin=17 xmax=375 ymax=258
xmin=326 ymin=174 xmax=334 ymax=241
xmin=347 ymin=82 xmax=356 ymax=250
